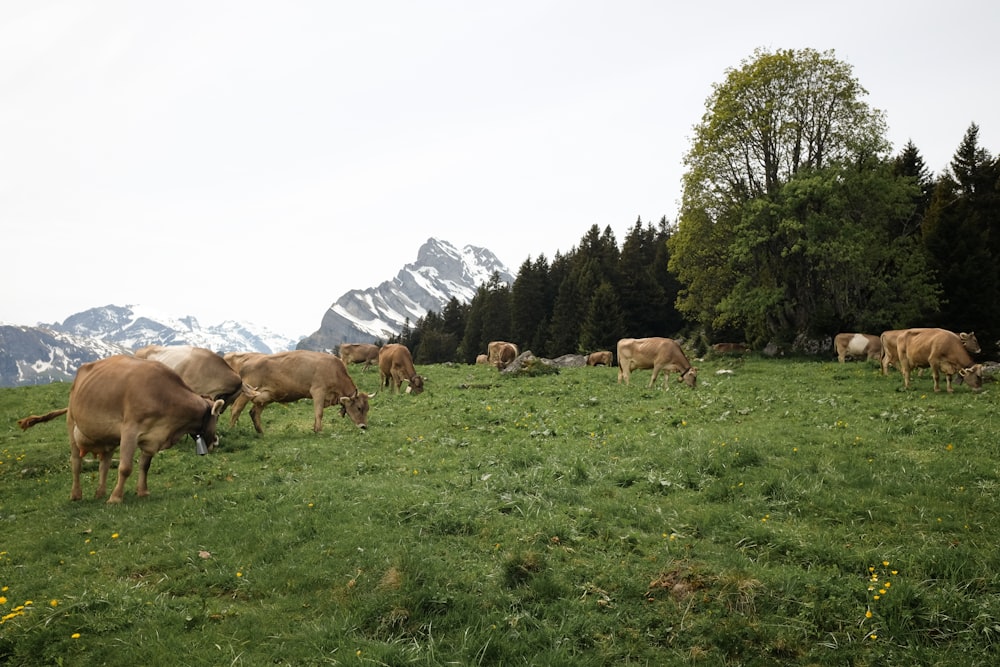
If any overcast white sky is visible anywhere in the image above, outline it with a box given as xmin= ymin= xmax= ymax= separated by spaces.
xmin=2 ymin=1 xmax=997 ymax=340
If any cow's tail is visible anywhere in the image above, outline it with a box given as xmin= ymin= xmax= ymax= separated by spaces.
xmin=17 ymin=408 xmax=69 ymax=430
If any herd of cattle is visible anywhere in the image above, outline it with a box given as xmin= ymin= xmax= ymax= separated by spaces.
xmin=834 ymin=328 xmax=984 ymax=394
xmin=15 ymin=328 xmax=986 ymax=504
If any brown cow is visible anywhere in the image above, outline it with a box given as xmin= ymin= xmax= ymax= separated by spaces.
xmin=230 ymin=350 xmax=371 ymax=433
xmin=586 ymin=351 xmax=613 ymax=366
xmin=617 ymin=337 xmax=698 ymax=389
xmin=475 ymin=354 xmax=489 ymax=365
xmin=339 ymin=343 xmax=381 ymax=371
xmin=134 ymin=345 xmax=257 ymax=411
xmin=378 ymin=343 xmax=425 ymax=394
xmin=880 ymin=328 xmax=979 ymax=376
xmin=487 ymin=341 xmax=518 ymax=370
xmin=17 ymin=355 xmax=225 ymax=503
xmin=897 ymin=328 xmax=983 ymax=393
xmin=833 ymin=333 xmax=882 ymax=364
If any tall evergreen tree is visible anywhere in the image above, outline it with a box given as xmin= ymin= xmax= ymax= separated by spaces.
xmin=922 ymin=124 xmax=1000 ymax=350
xmin=511 ymin=255 xmax=550 ymax=352
xmin=581 ymin=281 xmax=625 ymax=352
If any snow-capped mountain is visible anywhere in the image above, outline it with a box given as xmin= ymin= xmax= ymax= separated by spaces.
xmin=0 ymin=238 xmax=512 ymax=387
xmin=50 ymin=304 xmax=298 ymax=354
xmin=0 ymin=306 xmax=299 ymax=388
xmin=0 ymin=325 xmax=132 ymax=387
xmin=297 ymin=238 xmax=513 ymax=351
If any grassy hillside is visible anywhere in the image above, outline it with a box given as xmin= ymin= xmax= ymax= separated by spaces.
xmin=1 ymin=357 xmax=998 ymax=665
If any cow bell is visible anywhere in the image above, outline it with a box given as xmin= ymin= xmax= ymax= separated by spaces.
xmin=195 ymin=435 xmax=209 ymax=456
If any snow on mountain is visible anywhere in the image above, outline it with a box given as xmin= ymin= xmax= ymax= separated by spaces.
xmin=297 ymin=238 xmax=513 ymax=351
xmin=0 ymin=307 xmax=299 ymax=387
xmin=50 ymin=304 xmax=299 ymax=354
xmin=0 ymin=238 xmax=511 ymax=387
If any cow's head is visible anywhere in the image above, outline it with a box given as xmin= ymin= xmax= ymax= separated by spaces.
xmin=679 ymin=366 xmax=698 ymax=389
xmin=194 ymin=399 xmax=227 ymax=453
xmin=406 ymin=375 xmax=425 ymax=395
xmin=339 ymin=391 xmax=372 ymax=429
xmin=960 ymin=332 xmax=982 ymax=354
xmin=959 ymin=364 xmax=984 ymax=392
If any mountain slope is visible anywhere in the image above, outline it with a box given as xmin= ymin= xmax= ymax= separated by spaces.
xmin=297 ymin=238 xmax=513 ymax=351
xmin=0 ymin=238 xmax=512 ymax=387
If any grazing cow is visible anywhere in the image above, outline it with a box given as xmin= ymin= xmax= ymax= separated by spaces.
xmin=833 ymin=333 xmax=882 ymax=364
xmin=711 ymin=343 xmax=750 ymax=354
xmin=339 ymin=343 xmax=381 ymax=371
xmin=134 ymin=345 xmax=257 ymax=411
xmin=897 ymin=328 xmax=983 ymax=393
xmin=880 ymin=328 xmax=979 ymax=376
xmin=17 ymin=355 xmax=225 ymax=503
xmin=616 ymin=337 xmax=698 ymax=389
xmin=378 ymin=343 xmax=425 ymax=394
xmin=487 ymin=341 xmax=518 ymax=370
xmin=230 ymin=350 xmax=371 ymax=433
xmin=586 ymin=351 xmax=613 ymax=366
xmin=475 ymin=354 xmax=489 ymax=365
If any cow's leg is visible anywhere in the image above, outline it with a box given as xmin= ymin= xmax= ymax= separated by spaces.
xmin=69 ymin=439 xmax=84 ymax=502
xmin=135 ymin=452 xmax=155 ymax=497
xmin=900 ymin=357 xmax=912 ymax=389
xmin=109 ymin=434 xmax=138 ymax=504
xmin=249 ymin=402 xmax=266 ymax=434
xmin=311 ymin=390 xmax=325 ymax=431
xmin=229 ymin=393 xmax=249 ymax=428
xmin=931 ymin=365 xmax=943 ymax=392
xmin=95 ymin=451 xmax=112 ymax=499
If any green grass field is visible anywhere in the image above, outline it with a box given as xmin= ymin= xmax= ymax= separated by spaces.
xmin=1 ymin=356 xmax=998 ymax=666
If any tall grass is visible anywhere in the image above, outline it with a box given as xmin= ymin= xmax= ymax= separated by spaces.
xmin=1 ymin=357 xmax=998 ymax=665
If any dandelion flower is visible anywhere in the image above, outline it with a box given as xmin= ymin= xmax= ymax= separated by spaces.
xmin=71 ymin=633 xmax=81 ymax=639
xmin=50 ymin=600 xmax=58 ymax=607
xmin=0 ymin=597 xmax=6 ymax=605
xmin=865 ymin=610 xmax=873 ymax=618
xmin=111 ymin=533 xmax=119 ymax=539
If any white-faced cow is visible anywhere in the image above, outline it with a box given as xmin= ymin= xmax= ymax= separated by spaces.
xmin=487 ymin=341 xmax=518 ymax=370
xmin=17 ymin=355 xmax=225 ymax=503
xmin=230 ymin=350 xmax=372 ymax=433
xmin=339 ymin=343 xmax=381 ymax=372
xmin=880 ymin=328 xmax=980 ymax=376
xmin=616 ymin=337 xmax=698 ymax=389
xmin=134 ymin=345 xmax=257 ymax=412
xmin=833 ymin=333 xmax=882 ymax=364
xmin=897 ymin=328 xmax=983 ymax=393
xmin=378 ymin=343 xmax=425 ymax=395
xmin=586 ymin=351 xmax=613 ymax=366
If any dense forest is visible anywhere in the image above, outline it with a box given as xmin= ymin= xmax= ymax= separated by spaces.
xmin=390 ymin=48 xmax=999 ymax=363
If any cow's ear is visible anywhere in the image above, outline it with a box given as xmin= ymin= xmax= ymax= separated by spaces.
xmin=212 ymin=399 xmax=225 ymax=415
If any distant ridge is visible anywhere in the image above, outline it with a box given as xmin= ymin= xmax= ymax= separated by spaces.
xmin=0 ymin=238 xmax=512 ymax=387
xmin=297 ymin=238 xmax=513 ymax=351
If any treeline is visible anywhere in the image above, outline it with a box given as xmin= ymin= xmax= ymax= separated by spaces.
xmin=392 ymin=123 xmax=999 ymax=363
